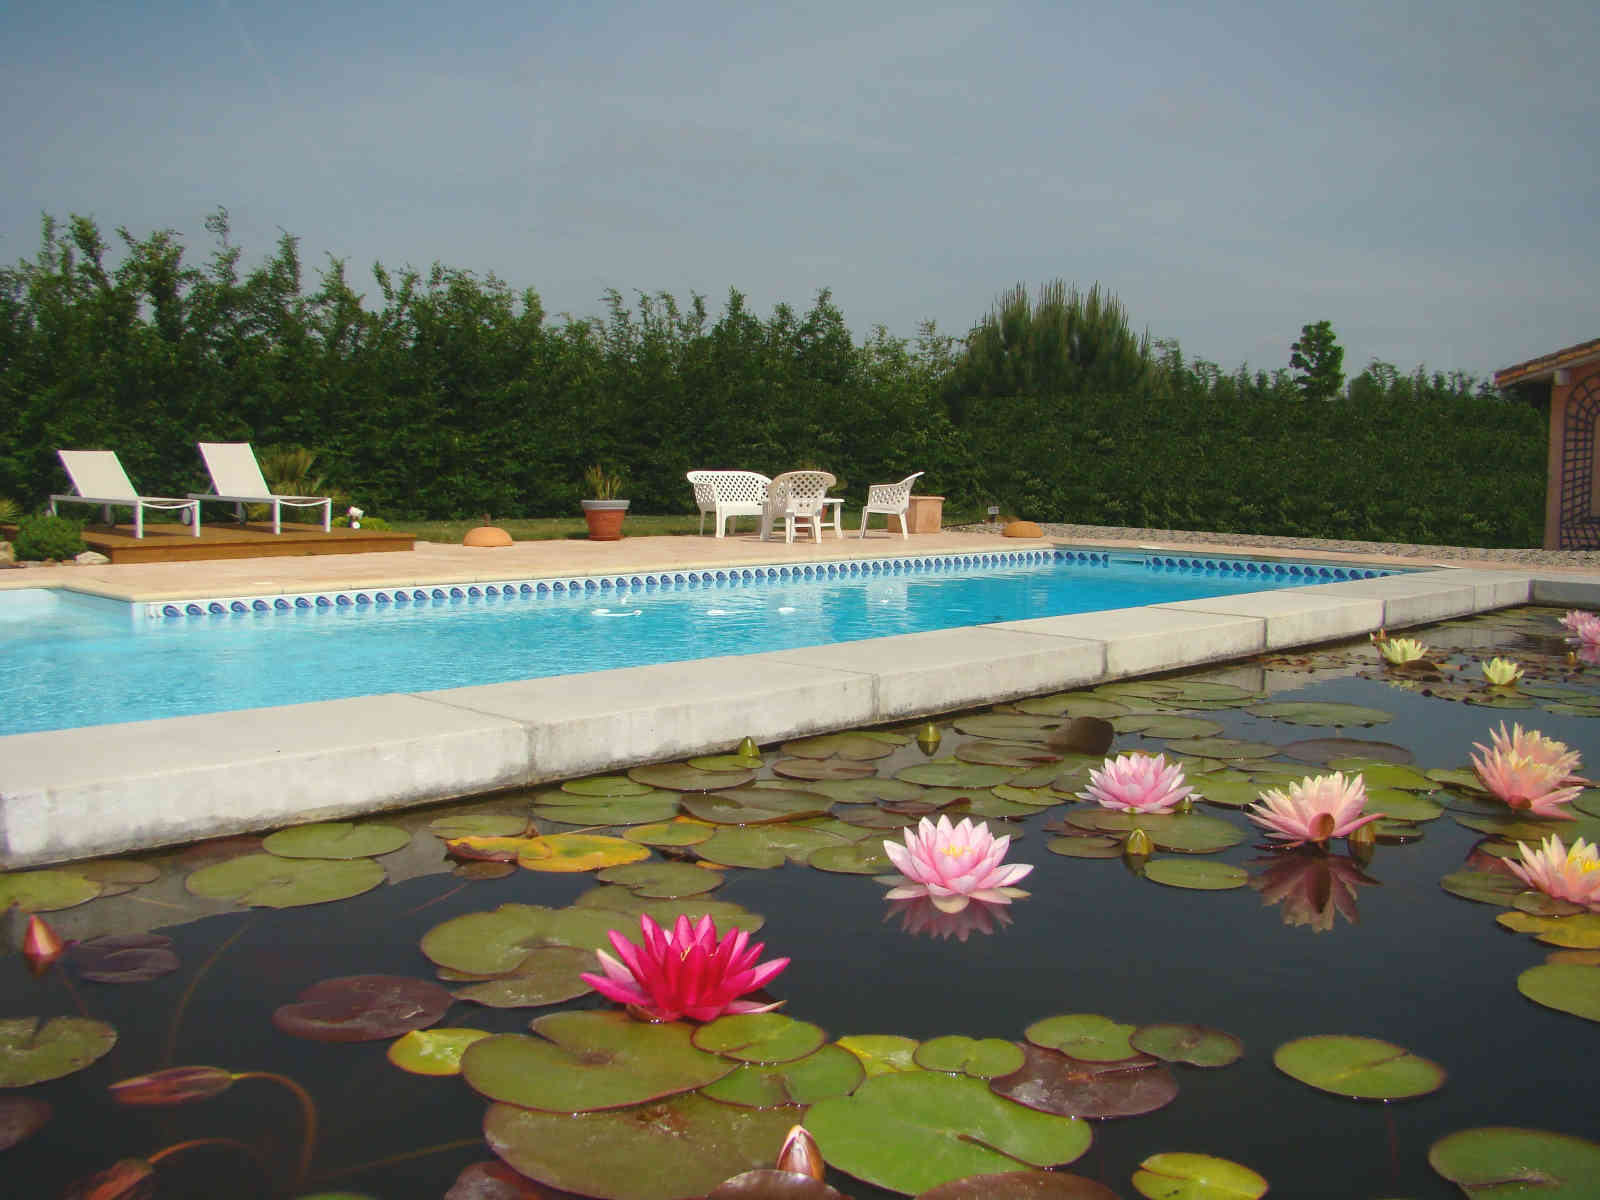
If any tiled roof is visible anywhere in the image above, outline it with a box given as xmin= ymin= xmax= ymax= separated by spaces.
xmin=1494 ymin=336 xmax=1600 ymax=387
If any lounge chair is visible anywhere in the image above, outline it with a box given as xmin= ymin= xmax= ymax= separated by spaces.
xmin=858 ymin=472 xmax=925 ymax=539
xmin=189 ymin=442 xmax=332 ymax=534
xmin=760 ymin=470 xmax=837 ymax=544
xmin=49 ymin=450 xmax=201 ymax=538
xmin=686 ymin=470 xmax=771 ymax=538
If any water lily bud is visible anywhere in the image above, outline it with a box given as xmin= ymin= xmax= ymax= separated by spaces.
xmin=1175 ymin=795 xmax=1195 ymax=815
xmin=1347 ymin=820 xmax=1378 ymax=863
xmin=22 ymin=915 xmax=66 ymax=974
xmin=776 ymin=1125 xmax=825 ymax=1180
xmin=915 ymin=722 xmax=942 ymax=756
xmin=736 ymin=736 xmax=760 ymax=760
xmin=1123 ymin=827 xmax=1153 ymax=858
xmin=110 ymin=1065 xmax=236 ymax=1107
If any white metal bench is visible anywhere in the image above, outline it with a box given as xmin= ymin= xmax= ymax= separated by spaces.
xmin=686 ymin=470 xmax=771 ymax=538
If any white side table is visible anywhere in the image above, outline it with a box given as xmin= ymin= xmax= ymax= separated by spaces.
xmin=818 ymin=499 xmax=844 ymax=539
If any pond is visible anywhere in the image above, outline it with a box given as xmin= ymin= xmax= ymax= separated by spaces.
xmin=4 ymin=605 xmax=1599 ymax=1199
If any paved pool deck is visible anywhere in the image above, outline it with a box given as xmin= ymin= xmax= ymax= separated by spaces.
xmin=5 ymin=528 xmax=1600 ymax=869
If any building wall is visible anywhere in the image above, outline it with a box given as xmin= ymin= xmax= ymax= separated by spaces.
xmin=1549 ymin=361 xmax=1600 ymax=549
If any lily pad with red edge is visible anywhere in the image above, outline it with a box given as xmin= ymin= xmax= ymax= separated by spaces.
xmin=771 ymin=757 xmax=880 ymax=782
xmin=261 ymin=821 xmax=410 ymax=859
xmin=571 ymin=887 xmax=766 ymax=934
xmin=273 ymin=974 xmax=453 ymax=1042
xmin=427 ymin=813 xmax=529 ymax=839
xmin=1129 ymin=1024 xmax=1243 ymax=1068
xmin=1025 ymin=1014 xmax=1139 ymax=1062
xmin=517 ymin=833 xmax=651 ymax=872
xmin=989 ymin=1043 xmax=1179 ymax=1119
xmin=917 ymin=1172 xmax=1121 ymax=1199
xmin=0 ymin=1017 xmax=118 ymax=1086
xmin=564 ymin=774 xmax=657 ymax=797
xmin=531 ymin=794 xmax=682 ymax=827
xmin=463 ymin=1011 xmax=738 ymax=1112
xmin=682 ymin=790 xmax=834 ymax=825
xmin=693 ymin=1014 xmax=826 ymax=1064
xmin=185 ymin=854 xmax=385 ymax=908
xmin=895 ymin=762 xmax=1020 ymax=788
xmin=74 ymin=859 xmax=160 ymax=896
xmin=628 ymin=762 xmax=757 ymax=791
xmin=807 ymin=842 xmax=895 ymax=875
xmin=781 ymin=731 xmax=904 ymax=760
xmin=1131 ymin=1152 xmax=1268 ymax=1200
xmin=1272 ymin=1034 xmax=1446 ymax=1100
xmin=1516 ymin=963 xmax=1600 ymax=1022
xmin=444 ymin=1160 xmax=551 ymax=1199
xmin=624 ymin=817 xmax=718 ymax=847
xmin=1440 ymin=869 xmax=1528 ymax=906
xmin=1428 ymin=1127 xmax=1600 ymax=1197
xmin=699 ymin=1044 xmax=866 ymax=1108
xmin=387 ymin=1027 xmax=492 ymax=1076
xmin=0 ymin=1095 xmax=51 ymax=1151
xmin=696 ymin=825 xmax=849 ymax=869
xmin=598 ymin=861 xmax=725 ymax=897
xmin=913 ymin=1036 xmax=1025 ymax=1079
xmin=450 ymin=945 xmax=597 ymax=1008
xmin=68 ymin=933 xmax=181 ymax=984
xmin=836 ymin=1035 xmax=922 ymax=1076
xmin=485 ymin=1092 xmax=796 ymax=1200
xmin=1143 ymin=859 xmax=1250 ymax=891
xmin=0 ymin=868 xmax=101 ymax=913
xmin=708 ymin=1170 xmax=850 ymax=1199
xmin=804 ymin=1071 xmax=1092 ymax=1195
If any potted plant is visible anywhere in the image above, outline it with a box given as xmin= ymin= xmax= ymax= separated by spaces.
xmin=580 ymin=465 xmax=630 ymax=541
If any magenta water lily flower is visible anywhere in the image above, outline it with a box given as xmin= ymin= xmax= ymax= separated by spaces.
xmin=882 ymin=815 xmax=1033 ymax=914
xmin=1247 ymin=772 xmax=1382 ymax=849
xmin=1078 ymin=753 xmax=1194 ymax=814
xmin=1470 ymin=723 xmax=1584 ymax=819
xmin=1560 ymin=609 xmax=1600 ymax=644
xmin=581 ymin=913 xmax=789 ymax=1023
xmin=1505 ymin=834 xmax=1600 ymax=911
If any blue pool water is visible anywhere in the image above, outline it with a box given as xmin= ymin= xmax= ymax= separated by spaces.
xmin=3 ymin=552 xmax=1394 ymax=734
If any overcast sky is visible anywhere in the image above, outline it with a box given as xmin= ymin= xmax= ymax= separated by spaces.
xmin=4 ymin=0 xmax=1595 ymax=380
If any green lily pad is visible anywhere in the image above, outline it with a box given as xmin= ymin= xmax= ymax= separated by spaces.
xmin=1143 ymin=859 xmax=1249 ymax=891
xmin=833 ymin=804 xmax=921 ymax=830
xmin=682 ymin=789 xmax=833 ymax=825
xmin=563 ymin=774 xmax=658 ymax=796
xmin=912 ymin=1036 xmax=1026 ymax=1079
xmin=1025 ymin=1014 xmax=1138 ymax=1063
xmin=569 ymin=888 xmax=766 ymax=935
xmin=1131 ymin=1152 xmax=1268 ymax=1200
xmin=1439 ymin=870 xmax=1527 ymax=906
xmin=693 ymin=1014 xmax=826 ymax=1063
xmin=807 ymin=842 xmax=896 ymax=874
xmin=1112 ymin=714 xmax=1226 ymax=739
xmin=836 ymin=1035 xmax=922 ymax=1076
xmin=699 ymin=1044 xmax=867 ymax=1109
xmin=1517 ymin=963 xmax=1600 ymax=1020
xmin=895 ymin=761 xmax=1021 ymax=788
xmin=992 ymin=784 xmax=1073 ymax=808
xmin=781 ymin=731 xmax=904 ymax=760
xmin=420 ymin=903 xmax=639 ymax=974
xmin=688 ymin=753 xmax=767 ymax=771
xmin=0 ymin=1017 xmax=118 ymax=1086
xmin=1512 ymin=891 xmax=1587 ymax=918
xmin=185 ymin=854 xmax=385 ymax=908
xmin=918 ymin=1173 xmax=1121 ymax=1199
xmin=1014 ymin=694 xmax=1129 ymax=718
xmin=464 ymin=1011 xmax=737 ymax=1112
xmin=531 ymin=794 xmax=683 ymax=826
xmin=990 ymin=1043 xmax=1179 ymax=1119
xmin=623 ymin=817 xmax=718 ymax=847
xmin=427 ymin=813 xmax=529 ymax=839
xmin=697 ymin=825 xmax=848 ymax=869
xmin=771 ymin=757 xmax=881 ymax=781
xmin=1065 ymin=810 xmax=1244 ymax=854
xmin=450 ymin=945 xmax=598 ymax=1008
xmin=628 ymin=763 xmax=757 ymax=791
xmin=1496 ymin=912 xmax=1600 ymax=948
xmin=1429 ymin=767 xmax=1484 ymax=790
xmin=771 ymin=778 xmax=926 ymax=805
xmin=386 ymin=1027 xmax=492 ymax=1076
xmin=596 ymin=861 xmax=724 ymax=898
xmin=950 ymin=714 xmax=1062 ymax=741
xmin=1250 ymin=703 xmax=1392 ymax=728
xmin=1364 ymin=787 xmax=1444 ymax=822
xmin=1273 ymin=1034 xmax=1445 ymax=1100
xmin=1429 ymin=1127 xmax=1600 ymax=1198
xmin=1164 ymin=737 xmax=1282 ymax=760
xmin=518 ymin=834 xmax=651 ymax=872
xmin=1129 ymin=1024 xmax=1243 ymax=1068
xmin=804 ymin=1072 xmax=1091 ymax=1195
xmin=1324 ymin=762 xmax=1433 ymax=790
xmin=0 ymin=869 xmax=101 ymax=913
xmin=485 ymin=1092 xmax=797 ymax=1200
xmin=261 ymin=821 xmax=410 ymax=859
xmin=1047 ymin=835 xmax=1125 ymax=859
xmin=953 ymin=740 xmax=1064 ymax=768
xmin=73 ymin=860 xmax=160 ymax=897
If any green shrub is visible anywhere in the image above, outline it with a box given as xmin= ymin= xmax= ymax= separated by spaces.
xmin=332 ymin=514 xmax=391 ymax=530
xmin=15 ymin=514 xmax=88 ymax=561
xmin=0 ymin=497 xmax=21 ymax=525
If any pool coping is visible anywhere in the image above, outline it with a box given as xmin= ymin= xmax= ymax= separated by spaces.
xmin=6 ymin=545 xmax=1600 ymax=869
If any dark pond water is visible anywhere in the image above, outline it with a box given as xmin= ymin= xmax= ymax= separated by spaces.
xmin=4 ymin=607 xmax=1597 ymax=1199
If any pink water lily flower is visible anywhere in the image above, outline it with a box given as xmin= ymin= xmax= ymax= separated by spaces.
xmin=580 ymin=913 xmax=789 ymax=1023
xmin=1471 ymin=723 xmax=1584 ymax=819
xmin=1247 ymin=772 xmax=1383 ymax=849
xmin=882 ymin=815 xmax=1033 ymax=914
xmin=1505 ymin=834 xmax=1600 ymax=912
xmin=1078 ymin=753 xmax=1194 ymax=814
xmin=1560 ymin=610 xmax=1600 ymax=644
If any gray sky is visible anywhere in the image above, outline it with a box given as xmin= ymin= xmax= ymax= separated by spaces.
xmin=4 ymin=0 xmax=1595 ymax=380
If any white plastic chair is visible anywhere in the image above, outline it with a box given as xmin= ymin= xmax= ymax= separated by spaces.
xmin=49 ymin=450 xmax=201 ymax=538
xmin=189 ymin=442 xmax=332 ymax=534
xmin=760 ymin=470 xmax=837 ymax=544
xmin=857 ymin=472 xmax=925 ymax=539
xmin=686 ymin=470 xmax=771 ymax=537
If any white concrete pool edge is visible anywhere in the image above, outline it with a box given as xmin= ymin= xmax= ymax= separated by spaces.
xmin=4 ymin=567 xmax=1597 ymax=869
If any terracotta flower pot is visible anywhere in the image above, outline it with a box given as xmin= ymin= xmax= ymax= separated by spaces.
xmin=581 ymin=499 xmax=630 ymax=541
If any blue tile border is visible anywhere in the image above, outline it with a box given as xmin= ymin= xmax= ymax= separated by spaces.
xmin=139 ymin=549 xmax=1404 ymax=620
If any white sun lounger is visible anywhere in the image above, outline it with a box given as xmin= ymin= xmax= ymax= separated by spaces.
xmin=49 ymin=450 xmax=201 ymax=538
xmin=189 ymin=442 xmax=332 ymax=534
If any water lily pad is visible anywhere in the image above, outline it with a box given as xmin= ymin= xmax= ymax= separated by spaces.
xmin=773 ymin=778 xmax=926 ymax=805
xmin=485 ymin=1092 xmax=796 ymax=1200
xmin=571 ymin=888 xmax=765 ymax=934
xmin=387 ymin=1027 xmax=492 ymax=1076
xmin=1129 ymin=1024 xmax=1243 ymax=1068
xmin=0 ymin=869 xmax=101 ymax=913
xmin=953 ymin=741 xmax=1064 ymax=768
xmin=1496 ymin=912 xmax=1600 ymax=948
xmin=0 ymin=1095 xmax=51 ymax=1151
xmin=700 ymin=1044 xmax=866 ymax=1109
xmin=950 ymin=714 xmax=1062 ymax=741
xmin=531 ymin=794 xmax=682 ymax=826
xmin=771 ymin=757 xmax=881 ymax=781
xmin=833 ymin=804 xmax=920 ymax=830
xmin=445 ymin=834 xmax=548 ymax=862
xmin=1273 ymin=1034 xmax=1445 ymax=1099
xmin=73 ymin=859 xmax=160 ymax=897
xmin=1429 ymin=1127 xmax=1600 ymax=1198
xmin=1131 ymin=1152 xmax=1268 ymax=1200
xmin=694 ymin=1014 xmax=826 ymax=1063
xmin=1025 ymin=1014 xmax=1138 ymax=1062
xmin=517 ymin=834 xmax=651 ymax=872
xmin=454 ymin=861 xmax=516 ymax=880
xmin=1364 ymin=787 xmax=1444 ymax=822
xmin=262 ymin=821 xmax=410 ymax=859
xmin=1516 ymin=963 xmax=1600 ymax=1022
xmin=67 ymin=934 xmax=180 ymax=984
xmin=948 ymin=790 xmax=1043 ymax=820
xmin=450 ymin=945 xmax=597 ymax=1008
xmin=807 ymin=842 xmax=895 ymax=874
xmin=1324 ymin=761 xmax=1433 ymax=790
xmin=624 ymin=817 xmax=718 ymax=847
xmin=1065 ymin=810 xmax=1244 ymax=854
xmin=990 ymin=1043 xmax=1179 ymax=1119
xmin=918 ymin=1172 xmax=1121 ymax=1199
xmin=0 ymin=1017 xmax=117 ymax=1086
xmin=628 ymin=763 xmax=757 ymax=791
xmin=895 ymin=762 xmax=1020 ymax=788
xmin=463 ymin=1010 xmax=737 ymax=1111
xmin=185 ymin=854 xmax=385 ymax=907
xmin=697 ymin=825 xmax=848 ymax=869
xmin=1047 ymin=835 xmax=1125 ymax=859
xmin=992 ymin=784 xmax=1072 ymax=808
xmin=1439 ymin=869 xmax=1526 ymax=906
xmin=1250 ymin=702 xmax=1392 ymax=728
xmin=1113 ymin=715 xmax=1225 ymax=739
xmin=564 ymin=774 xmax=658 ymax=796
xmin=913 ymin=1036 xmax=1026 ymax=1078
xmin=781 ymin=731 xmax=904 ymax=760
xmin=597 ymin=861 xmax=724 ymax=897
xmin=1189 ymin=779 xmax=1262 ymax=809
xmin=683 ymin=790 xmax=833 ymax=825
xmin=273 ymin=974 xmax=453 ymax=1042
xmin=1164 ymin=737 xmax=1282 ymax=760
xmin=1143 ymin=860 xmax=1249 ymax=891
xmin=805 ymin=1071 xmax=1092 ymax=1195
xmin=837 ymin=1035 xmax=922 ymax=1076
xmin=421 ymin=903 xmax=634 ymax=974
xmin=1512 ymin=891 xmax=1586 ymax=918
xmin=428 ymin=813 xmax=529 ymax=839
xmin=1015 ymin=694 xmax=1129 ymax=718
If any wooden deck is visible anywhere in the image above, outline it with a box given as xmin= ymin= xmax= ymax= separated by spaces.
xmin=73 ymin=522 xmax=416 ymax=564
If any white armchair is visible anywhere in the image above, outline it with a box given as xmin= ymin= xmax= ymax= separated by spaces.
xmin=857 ymin=472 xmax=925 ymax=538
xmin=686 ymin=470 xmax=771 ymax=537
xmin=760 ymin=470 xmax=837 ymax=544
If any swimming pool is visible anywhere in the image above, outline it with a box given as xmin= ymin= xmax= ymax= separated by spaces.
xmin=5 ymin=549 xmax=1397 ymax=735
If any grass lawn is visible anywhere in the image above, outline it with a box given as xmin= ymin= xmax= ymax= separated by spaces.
xmin=398 ymin=506 xmax=985 ymax=544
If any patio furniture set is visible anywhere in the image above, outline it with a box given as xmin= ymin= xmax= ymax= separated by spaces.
xmin=686 ymin=470 xmax=926 ymax=543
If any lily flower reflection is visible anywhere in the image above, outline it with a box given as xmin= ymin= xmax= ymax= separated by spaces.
xmin=1470 ymin=723 xmax=1585 ymax=819
xmin=881 ymin=815 xmax=1033 ymax=914
xmin=884 ymin=895 xmax=1016 ymax=942
xmin=580 ymin=913 xmax=789 ymax=1023
xmin=1078 ymin=752 xmax=1194 ymax=814
xmin=1505 ymin=834 xmax=1600 ymax=912
xmin=1249 ymin=853 xmax=1381 ymax=932
xmin=1247 ymin=772 xmax=1383 ymax=849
